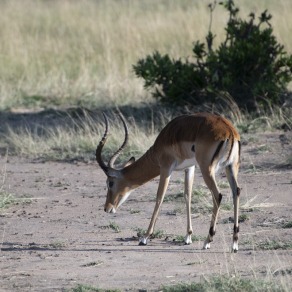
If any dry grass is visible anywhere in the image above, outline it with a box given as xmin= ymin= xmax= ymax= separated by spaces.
xmin=4 ymin=110 xmax=162 ymax=161
xmin=0 ymin=156 xmax=16 ymax=210
xmin=1 ymin=0 xmax=291 ymax=160
xmin=3 ymin=105 xmax=290 ymax=161
xmin=0 ymin=0 xmax=291 ymax=110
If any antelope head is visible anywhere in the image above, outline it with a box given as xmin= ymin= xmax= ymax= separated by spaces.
xmin=96 ymin=113 xmax=135 ymax=213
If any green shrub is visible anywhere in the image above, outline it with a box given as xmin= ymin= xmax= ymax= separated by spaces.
xmin=133 ymin=0 xmax=292 ymax=112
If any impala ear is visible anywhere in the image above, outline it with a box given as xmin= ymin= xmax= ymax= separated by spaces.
xmin=123 ymin=156 xmax=135 ymax=168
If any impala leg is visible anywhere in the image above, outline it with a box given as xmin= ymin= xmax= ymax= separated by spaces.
xmin=225 ymin=164 xmax=240 ymax=252
xmin=184 ymin=166 xmax=195 ymax=245
xmin=139 ymin=170 xmax=171 ymax=245
xmin=201 ymin=168 xmax=222 ymax=250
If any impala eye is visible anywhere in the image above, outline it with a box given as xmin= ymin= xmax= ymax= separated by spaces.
xmin=108 ymin=181 xmax=114 ymax=188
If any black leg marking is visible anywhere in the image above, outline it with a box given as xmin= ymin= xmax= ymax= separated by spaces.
xmin=219 ymin=193 xmax=223 ymax=204
xmin=191 ymin=145 xmax=195 ymax=152
xmin=233 ymin=225 xmax=239 ymax=241
xmin=209 ymin=226 xmax=216 ymax=237
xmin=237 ymin=187 xmax=241 ymax=197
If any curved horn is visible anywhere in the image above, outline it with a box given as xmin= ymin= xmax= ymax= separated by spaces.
xmin=96 ymin=112 xmax=110 ymax=173
xmin=108 ymin=113 xmax=129 ymax=168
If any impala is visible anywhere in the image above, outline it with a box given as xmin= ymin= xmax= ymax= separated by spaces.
xmin=96 ymin=112 xmax=241 ymax=252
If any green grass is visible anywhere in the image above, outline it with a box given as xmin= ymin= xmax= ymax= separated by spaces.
xmin=71 ymin=284 xmax=119 ymax=292
xmin=0 ymin=191 xmax=16 ymax=209
xmin=174 ymin=234 xmax=205 ymax=243
xmin=162 ymin=275 xmax=285 ymax=292
xmin=47 ymin=241 xmax=68 ymax=249
xmin=163 ymin=192 xmax=184 ymax=202
xmin=222 ymin=214 xmax=250 ymax=224
xmin=129 ymin=209 xmax=140 ymax=214
xmin=71 ymin=275 xmax=288 ymax=292
xmin=282 ymin=221 xmax=292 ymax=228
xmin=283 ymin=155 xmax=292 ymax=168
xmin=81 ymin=261 xmax=104 ymax=268
xmin=218 ymin=181 xmax=230 ymax=189
xmin=256 ymin=240 xmax=292 ymax=251
xmin=191 ymin=185 xmax=250 ymax=214
xmin=108 ymin=222 xmax=121 ymax=233
xmin=256 ymin=144 xmax=271 ymax=153
xmin=0 ymin=162 xmax=31 ymax=210
xmin=191 ymin=186 xmax=212 ymax=214
xmin=135 ymin=228 xmax=165 ymax=239
xmin=99 ymin=221 xmax=121 ymax=233
xmin=0 ymin=160 xmax=15 ymax=210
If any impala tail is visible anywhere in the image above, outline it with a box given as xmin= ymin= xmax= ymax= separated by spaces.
xmin=211 ymin=135 xmax=241 ymax=173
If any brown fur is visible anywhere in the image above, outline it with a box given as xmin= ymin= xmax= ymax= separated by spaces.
xmin=154 ymin=113 xmax=240 ymax=149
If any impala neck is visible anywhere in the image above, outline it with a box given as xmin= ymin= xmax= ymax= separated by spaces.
xmin=121 ymin=147 xmax=160 ymax=189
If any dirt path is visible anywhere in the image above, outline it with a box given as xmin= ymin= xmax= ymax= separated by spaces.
xmin=0 ymin=131 xmax=291 ymax=291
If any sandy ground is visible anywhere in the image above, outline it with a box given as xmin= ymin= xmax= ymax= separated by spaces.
xmin=0 ymin=130 xmax=291 ymax=291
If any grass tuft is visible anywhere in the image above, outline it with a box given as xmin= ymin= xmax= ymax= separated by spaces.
xmin=0 ymin=192 xmax=16 ymax=209
xmin=256 ymin=240 xmax=292 ymax=251
xmin=162 ymin=275 xmax=285 ymax=292
xmin=109 ymin=222 xmax=121 ymax=233
xmin=174 ymin=234 xmax=205 ymax=243
xmin=135 ymin=228 xmax=165 ymax=239
xmin=4 ymin=111 xmax=157 ymax=162
xmin=72 ymin=284 xmax=119 ymax=292
xmin=0 ymin=157 xmax=20 ymax=210
xmin=282 ymin=221 xmax=292 ymax=229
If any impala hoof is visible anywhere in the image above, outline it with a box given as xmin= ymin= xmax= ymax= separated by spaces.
xmin=139 ymin=237 xmax=147 ymax=246
xmin=184 ymin=234 xmax=192 ymax=245
xmin=203 ymin=241 xmax=211 ymax=250
xmin=231 ymin=242 xmax=238 ymax=253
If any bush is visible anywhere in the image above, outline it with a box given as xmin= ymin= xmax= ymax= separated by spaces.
xmin=133 ymin=0 xmax=292 ymax=112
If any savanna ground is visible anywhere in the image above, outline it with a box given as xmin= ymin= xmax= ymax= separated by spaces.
xmin=0 ymin=1 xmax=292 ymax=291
xmin=0 ymin=111 xmax=291 ymax=292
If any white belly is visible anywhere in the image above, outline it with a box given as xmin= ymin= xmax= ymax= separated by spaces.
xmin=174 ymin=158 xmax=197 ymax=171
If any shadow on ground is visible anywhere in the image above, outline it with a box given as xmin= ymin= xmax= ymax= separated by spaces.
xmin=0 ymin=104 xmax=291 ymax=170
xmin=0 ymin=104 xmax=186 ymax=135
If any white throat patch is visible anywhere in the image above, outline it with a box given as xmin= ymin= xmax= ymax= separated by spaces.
xmin=117 ymin=191 xmax=132 ymax=208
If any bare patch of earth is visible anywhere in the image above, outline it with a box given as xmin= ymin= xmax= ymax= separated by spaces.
xmin=0 ymin=131 xmax=291 ymax=291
